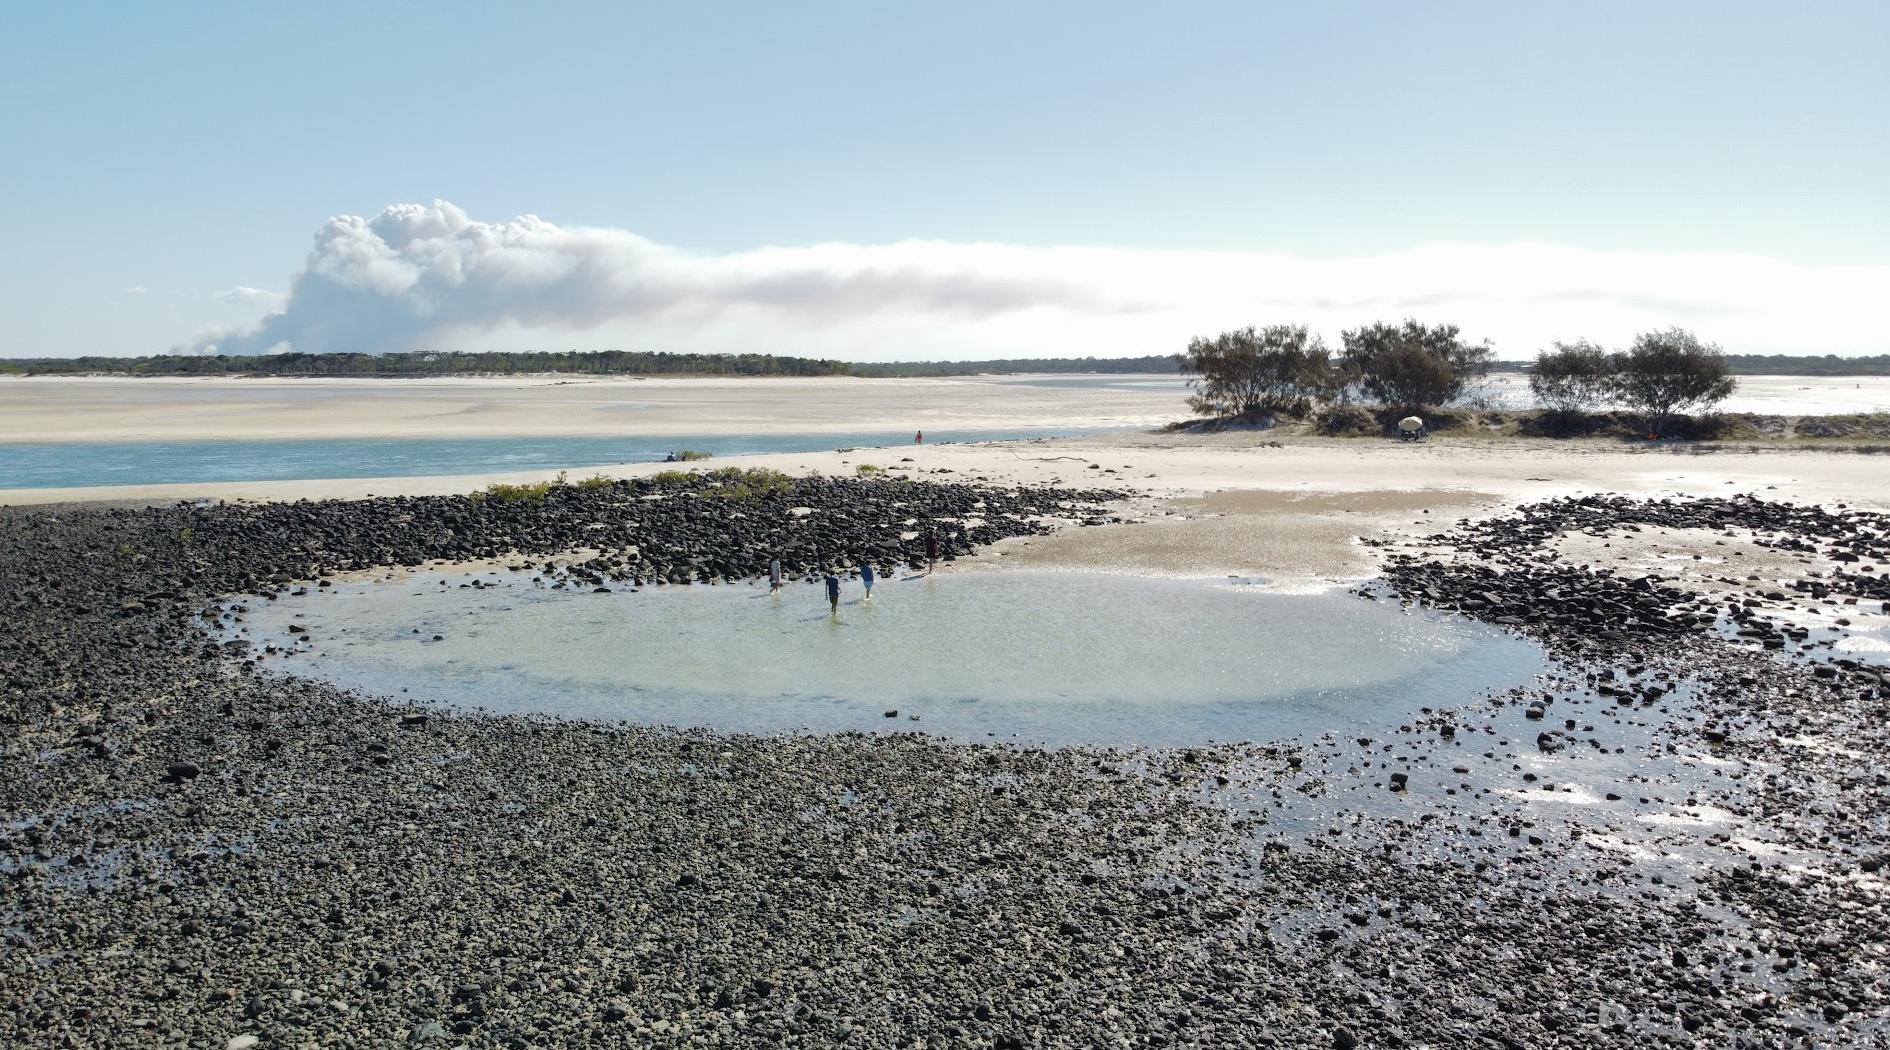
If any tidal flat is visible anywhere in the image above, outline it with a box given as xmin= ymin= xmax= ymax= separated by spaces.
xmin=4 ymin=468 xmax=1889 ymax=1047
xmin=227 ymin=568 xmax=1547 ymax=746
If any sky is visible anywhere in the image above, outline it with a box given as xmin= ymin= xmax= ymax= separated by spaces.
xmin=1 ymin=1 xmax=1885 ymax=361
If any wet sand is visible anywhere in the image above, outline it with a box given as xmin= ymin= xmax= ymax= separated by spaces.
xmin=10 ymin=430 xmax=1887 ymax=593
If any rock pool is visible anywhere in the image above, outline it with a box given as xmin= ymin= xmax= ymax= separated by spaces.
xmin=225 ymin=568 xmax=1548 ymax=747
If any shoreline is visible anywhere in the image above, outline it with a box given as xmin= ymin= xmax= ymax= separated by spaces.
xmin=7 ymin=428 xmax=1885 ymax=500
xmin=0 ymin=423 xmax=1124 ymax=444
xmin=9 ymin=426 xmax=1888 ymax=597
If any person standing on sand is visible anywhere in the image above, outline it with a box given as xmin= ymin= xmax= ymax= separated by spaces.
xmin=924 ymin=529 xmax=941 ymax=574
xmin=914 ymin=430 xmax=923 ymax=444
xmin=824 ymin=572 xmax=841 ymax=615
xmin=861 ymin=562 xmax=876 ymax=598
xmin=769 ymin=558 xmax=783 ymax=594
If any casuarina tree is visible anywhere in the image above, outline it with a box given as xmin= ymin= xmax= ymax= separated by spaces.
xmin=1181 ymin=324 xmax=1332 ymax=420
xmin=1610 ymin=328 xmax=1737 ymax=437
xmin=1529 ymin=339 xmax=1616 ymax=414
xmin=1338 ymin=319 xmax=1493 ymax=413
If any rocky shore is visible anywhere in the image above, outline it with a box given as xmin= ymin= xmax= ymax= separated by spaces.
xmin=3 ymin=475 xmax=1888 ymax=1047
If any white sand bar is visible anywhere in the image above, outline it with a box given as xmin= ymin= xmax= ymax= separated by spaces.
xmin=0 ymin=374 xmax=1186 ymax=443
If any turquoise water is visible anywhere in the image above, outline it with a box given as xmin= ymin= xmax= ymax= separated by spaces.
xmin=0 ymin=427 xmax=1107 ymax=489
xmin=226 ymin=569 xmax=1548 ymax=747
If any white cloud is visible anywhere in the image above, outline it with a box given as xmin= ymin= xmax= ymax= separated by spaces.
xmin=214 ymin=286 xmax=288 ymax=308
xmin=123 ymin=285 xmax=148 ymax=295
xmin=182 ymin=200 xmax=1890 ymax=359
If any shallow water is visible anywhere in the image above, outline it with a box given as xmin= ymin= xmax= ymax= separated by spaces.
xmin=994 ymin=373 xmax=1890 ymax=416
xmin=1476 ymin=373 xmax=1890 ymax=415
xmin=226 ymin=570 xmax=1548 ymax=747
xmin=0 ymin=426 xmax=1110 ymax=490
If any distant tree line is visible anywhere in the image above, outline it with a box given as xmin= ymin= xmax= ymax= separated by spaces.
xmin=2 ymin=346 xmax=1876 ymax=387
xmin=0 ymin=350 xmax=1186 ymax=379
xmin=850 ymin=354 xmax=1182 ymax=377
xmin=1182 ymin=321 xmax=1745 ymax=437
xmin=1717 ymin=353 xmax=1890 ymax=376
xmin=0 ymin=350 xmax=859 ymax=378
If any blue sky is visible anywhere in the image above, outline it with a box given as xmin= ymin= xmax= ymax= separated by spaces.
xmin=2 ymin=1 xmax=1885 ymax=359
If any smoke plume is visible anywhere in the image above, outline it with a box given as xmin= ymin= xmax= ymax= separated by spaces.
xmin=186 ymin=201 xmax=1889 ymax=358
xmin=187 ymin=201 xmax=1121 ymax=355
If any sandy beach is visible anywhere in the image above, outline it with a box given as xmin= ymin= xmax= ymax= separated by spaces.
xmin=0 ymin=374 xmax=1186 ymax=443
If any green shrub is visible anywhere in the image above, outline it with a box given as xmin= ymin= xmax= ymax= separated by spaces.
xmin=1315 ymin=404 xmax=1377 ymax=436
xmin=703 ymin=467 xmax=794 ymax=500
xmin=575 ymin=474 xmax=615 ymax=490
xmin=675 ymin=449 xmax=713 ymax=461
xmin=855 ymin=463 xmax=884 ymax=475
xmin=1530 ymin=340 xmax=1615 ymax=413
xmin=649 ymin=466 xmax=793 ymax=496
xmin=741 ymin=468 xmax=794 ymax=494
xmin=477 ymin=481 xmax=555 ymax=504
xmin=1611 ymin=328 xmax=1737 ymax=437
xmin=1797 ymin=414 xmax=1890 ymax=440
xmin=1338 ymin=319 xmax=1493 ymax=412
xmin=1519 ymin=409 xmax=1612 ymax=439
xmin=1181 ymin=324 xmax=1332 ymax=419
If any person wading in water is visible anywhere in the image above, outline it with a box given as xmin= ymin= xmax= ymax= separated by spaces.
xmin=824 ymin=571 xmax=841 ymax=616
xmin=769 ymin=558 xmax=783 ymax=594
xmin=860 ymin=561 xmax=876 ymax=599
xmin=924 ymin=529 xmax=941 ymax=574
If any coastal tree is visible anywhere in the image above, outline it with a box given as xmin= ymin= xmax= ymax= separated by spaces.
xmin=1529 ymin=339 xmax=1616 ymax=414
xmin=1610 ymin=328 xmax=1737 ymax=436
xmin=1316 ymin=352 xmax=1365 ymax=405
xmin=1180 ymin=324 xmax=1332 ymax=420
xmin=1338 ymin=319 xmax=1493 ymax=413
